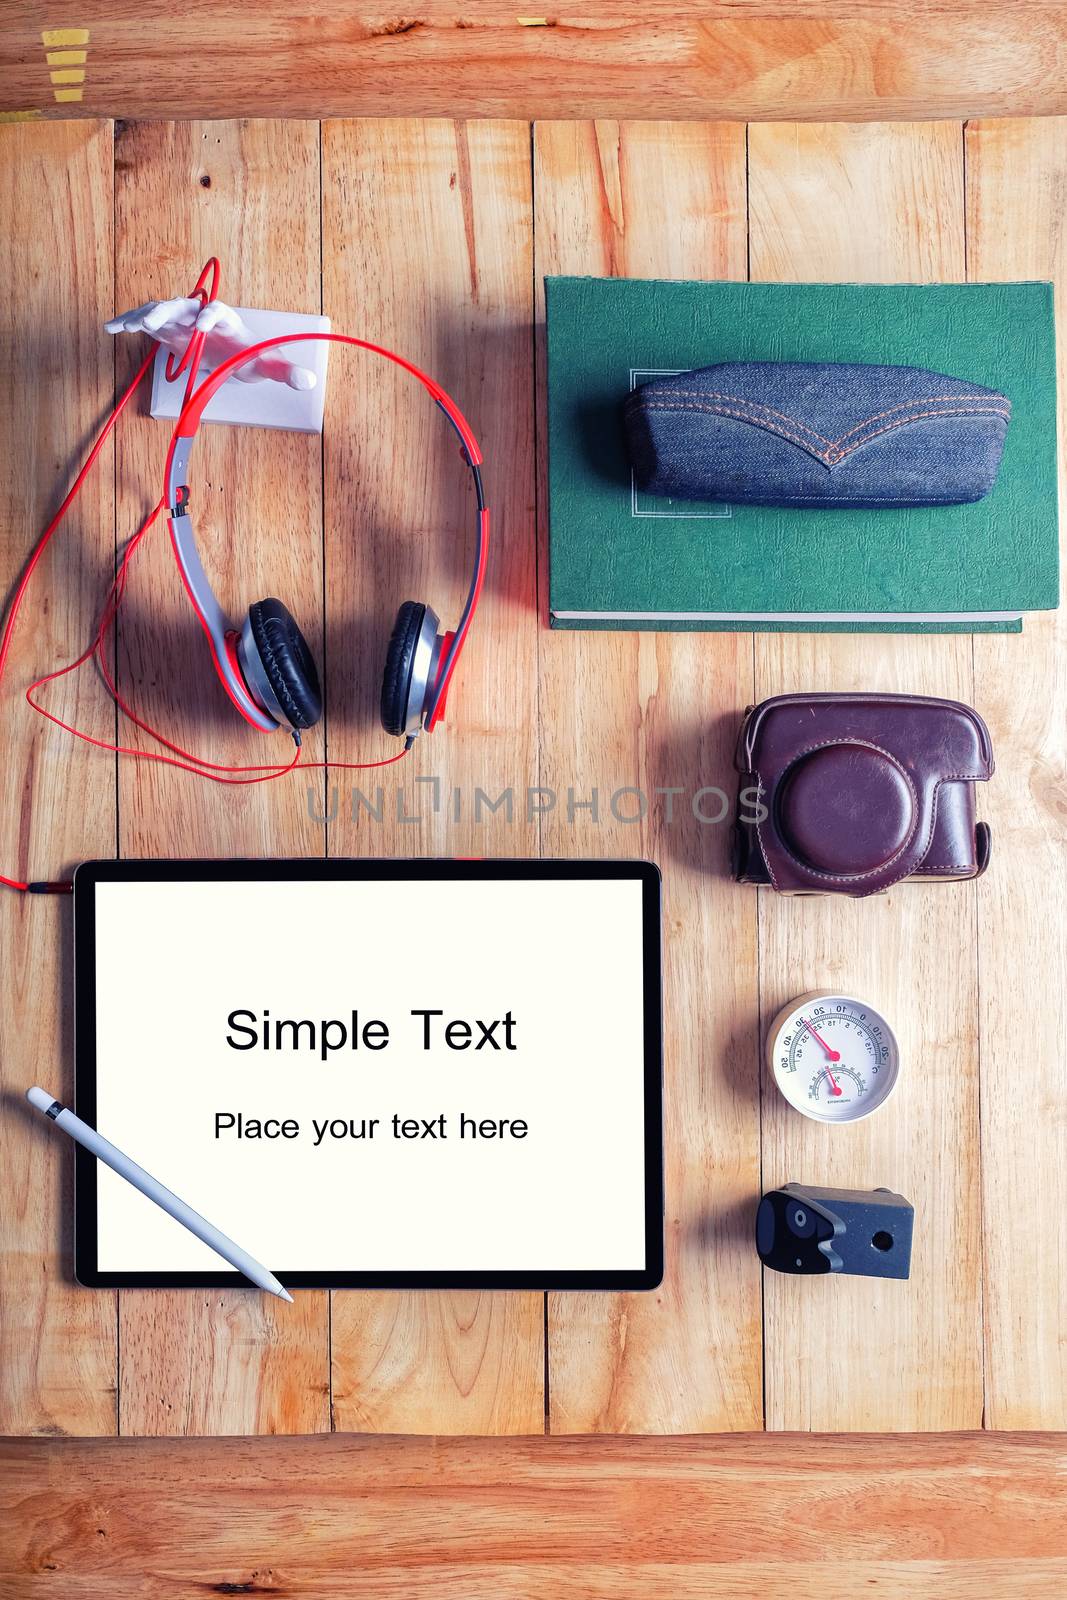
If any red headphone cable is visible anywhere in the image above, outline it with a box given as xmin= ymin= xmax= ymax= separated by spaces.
xmin=0 ymin=258 xmax=419 ymax=895
xmin=0 ymin=345 xmax=161 ymax=891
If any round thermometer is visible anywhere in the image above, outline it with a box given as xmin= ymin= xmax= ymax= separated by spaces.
xmin=767 ymin=992 xmax=900 ymax=1123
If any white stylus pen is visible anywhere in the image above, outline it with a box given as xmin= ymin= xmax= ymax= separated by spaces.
xmin=26 ymin=1086 xmax=292 ymax=1302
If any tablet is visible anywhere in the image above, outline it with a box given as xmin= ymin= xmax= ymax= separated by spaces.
xmin=73 ymin=859 xmax=663 ymax=1291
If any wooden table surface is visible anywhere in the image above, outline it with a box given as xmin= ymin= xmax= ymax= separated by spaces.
xmin=0 ymin=115 xmax=1064 ymax=1439
xmin=4 ymin=3 xmax=1067 ymax=123
xmin=4 ymin=1431 xmax=1066 ymax=1597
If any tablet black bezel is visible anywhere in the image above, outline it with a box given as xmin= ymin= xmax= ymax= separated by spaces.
xmin=73 ymin=857 xmax=664 ymax=1292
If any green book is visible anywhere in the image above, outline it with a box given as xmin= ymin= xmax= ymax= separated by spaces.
xmin=546 ymin=277 xmax=1060 ymax=633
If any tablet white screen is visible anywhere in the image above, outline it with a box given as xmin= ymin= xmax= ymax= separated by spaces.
xmin=89 ymin=874 xmax=652 ymax=1275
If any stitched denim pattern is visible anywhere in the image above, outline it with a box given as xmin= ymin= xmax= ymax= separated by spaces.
xmin=624 ymin=362 xmax=1012 ymax=509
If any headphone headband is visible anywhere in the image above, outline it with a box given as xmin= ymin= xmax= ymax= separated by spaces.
xmin=163 ymin=331 xmax=488 ymax=738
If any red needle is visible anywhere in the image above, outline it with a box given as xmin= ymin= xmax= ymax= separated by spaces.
xmin=801 ymin=1016 xmax=843 ymax=1095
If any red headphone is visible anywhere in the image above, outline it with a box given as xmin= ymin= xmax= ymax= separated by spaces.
xmin=165 ymin=330 xmax=488 ymax=749
xmin=0 ymin=260 xmax=489 ymax=893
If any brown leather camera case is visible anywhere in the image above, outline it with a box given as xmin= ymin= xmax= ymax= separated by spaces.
xmin=733 ymin=693 xmax=993 ymax=897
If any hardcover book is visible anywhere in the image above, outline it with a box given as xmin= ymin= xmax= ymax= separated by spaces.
xmin=545 ymin=277 xmax=1060 ymax=633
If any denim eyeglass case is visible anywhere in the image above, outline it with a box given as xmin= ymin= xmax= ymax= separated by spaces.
xmin=623 ymin=362 xmax=1012 ymax=509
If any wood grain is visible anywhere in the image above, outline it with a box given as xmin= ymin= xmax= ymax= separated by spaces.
xmin=0 ymin=121 xmax=118 ymax=1436
xmin=321 ymin=118 xmax=543 ymax=1433
xmin=112 ymin=120 xmax=330 ymax=1435
xmin=2 ymin=3 xmax=1067 ymax=123
xmin=534 ymin=122 xmax=762 ymax=1432
xmin=1 ymin=114 xmax=1066 ymax=1440
xmin=966 ymin=118 xmax=1067 ymax=1429
xmin=2 ymin=1432 xmax=1066 ymax=1598
xmin=748 ymin=122 xmax=984 ymax=1429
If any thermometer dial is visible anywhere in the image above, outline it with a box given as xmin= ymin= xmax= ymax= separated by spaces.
xmin=767 ymin=992 xmax=900 ymax=1124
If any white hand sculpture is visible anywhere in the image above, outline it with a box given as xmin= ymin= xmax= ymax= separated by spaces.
xmin=105 ymin=297 xmax=317 ymax=391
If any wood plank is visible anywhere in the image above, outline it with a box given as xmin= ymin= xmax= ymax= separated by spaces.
xmin=2 ymin=1432 xmax=1066 ymax=1598
xmin=747 ymin=122 xmax=984 ymax=1429
xmin=534 ymin=122 xmax=761 ymax=1432
xmin=321 ymin=118 xmax=543 ymax=1433
xmin=112 ymin=120 xmax=329 ymax=1435
xmin=3 ymin=4 xmax=1067 ymax=123
xmin=966 ymin=117 xmax=1067 ymax=1428
xmin=0 ymin=121 xmax=117 ymax=1436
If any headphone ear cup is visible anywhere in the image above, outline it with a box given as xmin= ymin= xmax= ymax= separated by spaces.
xmin=380 ymin=600 xmax=427 ymax=737
xmin=245 ymin=598 xmax=323 ymax=731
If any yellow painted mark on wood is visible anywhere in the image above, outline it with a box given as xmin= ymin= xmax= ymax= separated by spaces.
xmin=0 ymin=109 xmax=43 ymax=122
xmin=40 ymin=28 xmax=90 ymax=102
xmin=41 ymin=27 xmax=89 ymax=46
